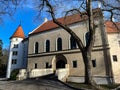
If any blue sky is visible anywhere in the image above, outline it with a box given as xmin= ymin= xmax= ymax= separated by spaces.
xmin=0 ymin=4 xmax=44 ymax=48
xmin=0 ymin=1 xmax=112 ymax=48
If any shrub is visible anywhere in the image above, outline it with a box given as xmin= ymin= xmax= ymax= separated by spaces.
xmin=10 ymin=69 xmax=19 ymax=80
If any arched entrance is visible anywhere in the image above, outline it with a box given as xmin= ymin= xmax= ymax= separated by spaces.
xmin=56 ymin=54 xmax=67 ymax=69
xmin=56 ymin=60 xmax=66 ymax=69
xmin=51 ymin=54 xmax=69 ymax=82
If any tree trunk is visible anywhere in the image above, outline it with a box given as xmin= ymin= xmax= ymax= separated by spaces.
xmin=82 ymin=51 xmax=93 ymax=84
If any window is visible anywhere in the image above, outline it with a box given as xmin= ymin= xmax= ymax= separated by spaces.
xmin=92 ymin=59 xmax=96 ymax=67
xmin=46 ymin=40 xmax=50 ymax=52
xmin=118 ymin=41 xmax=120 ymax=47
xmin=34 ymin=63 xmax=37 ymax=69
xmin=46 ymin=62 xmax=49 ymax=68
xmin=12 ymin=59 xmax=17 ymax=64
xmin=73 ymin=61 xmax=77 ymax=68
xmin=16 ymin=38 xmax=18 ymax=41
xmin=14 ymin=44 xmax=18 ymax=48
xmin=113 ymin=55 xmax=117 ymax=61
xmin=13 ymin=51 xmax=18 ymax=56
xmin=35 ymin=42 xmax=39 ymax=54
xmin=57 ymin=38 xmax=62 ymax=51
xmin=85 ymin=32 xmax=90 ymax=46
xmin=70 ymin=36 xmax=77 ymax=49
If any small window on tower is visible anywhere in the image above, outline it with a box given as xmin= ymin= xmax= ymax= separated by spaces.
xmin=13 ymin=51 xmax=18 ymax=55
xmin=12 ymin=59 xmax=17 ymax=64
xmin=14 ymin=44 xmax=18 ymax=48
xmin=113 ymin=55 xmax=117 ymax=62
xmin=16 ymin=38 xmax=18 ymax=41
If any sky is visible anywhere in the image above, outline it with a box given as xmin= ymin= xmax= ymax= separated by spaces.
xmin=0 ymin=0 xmax=114 ymax=49
xmin=0 ymin=3 xmax=44 ymax=48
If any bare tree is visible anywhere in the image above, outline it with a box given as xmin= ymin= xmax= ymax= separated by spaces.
xmin=101 ymin=0 xmax=120 ymax=31
xmin=37 ymin=0 xmax=98 ymax=87
xmin=0 ymin=0 xmax=21 ymax=23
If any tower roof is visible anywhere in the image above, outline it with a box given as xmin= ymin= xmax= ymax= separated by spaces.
xmin=10 ymin=25 xmax=25 ymax=39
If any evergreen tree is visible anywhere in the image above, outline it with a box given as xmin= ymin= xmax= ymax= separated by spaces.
xmin=0 ymin=39 xmax=3 ymax=56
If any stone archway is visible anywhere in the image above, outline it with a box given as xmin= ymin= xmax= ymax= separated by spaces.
xmin=56 ymin=60 xmax=66 ymax=69
xmin=56 ymin=54 xmax=67 ymax=69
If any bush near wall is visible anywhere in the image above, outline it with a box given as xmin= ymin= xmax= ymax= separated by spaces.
xmin=10 ymin=69 xmax=19 ymax=80
xmin=0 ymin=64 xmax=6 ymax=77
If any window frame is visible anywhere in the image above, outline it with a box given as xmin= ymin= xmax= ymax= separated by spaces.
xmin=85 ymin=32 xmax=90 ymax=46
xmin=13 ymin=44 xmax=18 ymax=48
xmin=73 ymin=61 xmax=77 ymax=68
xmin=70 ymin=36 xmax=77 ymax=49
xmin=46 ymin=40 xmax=50 ymax=52
xmin=46 ymin=62 xmax=49 ymax=68
xmin=34 ymin=42 xmax=39 ymax=54
xmin=57 ymin=37 xmax=62 ymax=51
xmin=113 ymin=55 xmax=118 ymax=62
xmin=34 ymin=63 xmax=38 ymax=69
xmin=12 ymin=59 xmax=17 ymax=64
xmin=12 ymin=51 xmax=18 ymax=56
xmin=92 ymin=59 xmax=96 ymax=67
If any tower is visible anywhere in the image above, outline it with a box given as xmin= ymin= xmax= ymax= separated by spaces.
xmin=6 ymin=24 xmax=25 ymax=78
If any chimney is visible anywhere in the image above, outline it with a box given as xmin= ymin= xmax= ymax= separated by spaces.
xmin=112 ymin=16 xmax=115 ymax=22
xmin=98 ymin=1 xmax=101 ymax=8
xmin=44 ymin=18 xmax=48 ymax=22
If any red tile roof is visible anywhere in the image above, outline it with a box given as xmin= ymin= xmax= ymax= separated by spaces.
xmin=105 ymin=21 xmax=120 ymax=33
xmin=10 ymin=25 xmax=25 ymax=39
xmin=30 ymin=8 xmax=102 ymax=35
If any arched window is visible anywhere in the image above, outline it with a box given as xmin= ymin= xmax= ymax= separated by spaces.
xmin=85 ymin=32 xmax=90 ymax=46
xmin=46 ymin=40 xmax=50 ymax=52
xmin=35 ymin=42 xmax=39 ymax=54
xmin=57 ymin=38 xmax=62 ymax=51
xmin=70 ymin=36 xmax=77 ymax=49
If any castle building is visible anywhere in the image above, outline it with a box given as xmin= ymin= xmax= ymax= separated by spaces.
xmin=105 ymin=21 xmax=120 ymax=83
xmin=6 ymin=8 xmax=120 ymax=84
xmin=6 ymin=25 xmax=28 ymax=78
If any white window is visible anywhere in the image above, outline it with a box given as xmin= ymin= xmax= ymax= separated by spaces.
xmin=12 ymin=59 xmax=17 ymax=64
xmin=14 ymin=44 xmax=18 ymax=48
xmin=13 ymin=51 xmax=18 ymax=56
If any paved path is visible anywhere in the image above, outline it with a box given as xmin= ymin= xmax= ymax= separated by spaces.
xmin=0 ymin=78 xmax=79 ymax=90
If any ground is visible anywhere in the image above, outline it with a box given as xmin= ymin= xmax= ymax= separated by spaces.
xmin=0 ymin=77 xmax=120 ymax=90
xmin=0 ymin=78 xmax=80 ymax=90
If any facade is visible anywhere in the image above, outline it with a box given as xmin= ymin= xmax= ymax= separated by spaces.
xmin=27 ymin=8 xmax=112 ymax=84
xmin=105 ymin=21 xmax=120 ymax=83
xmin=6 ymin=8 xmax=120 ymax=84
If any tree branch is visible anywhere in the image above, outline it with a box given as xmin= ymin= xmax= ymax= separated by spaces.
xmin=44 ymin=0 xmax=85 ymax=51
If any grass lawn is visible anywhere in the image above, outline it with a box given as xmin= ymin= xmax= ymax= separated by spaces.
xmin=67 ymin=82 xmax=120 ymax=90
